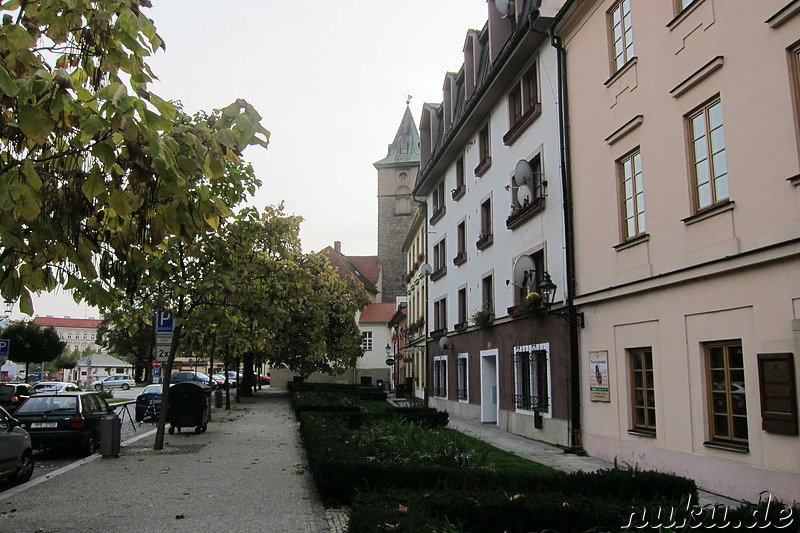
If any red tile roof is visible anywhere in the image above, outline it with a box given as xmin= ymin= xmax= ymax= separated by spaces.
xmin=319 ymin=246 xmax=381 ymax=295
xmin=34 ymin=317 xmax=104 ymax=329
xmin=359 ymin=302 xmax=398 ymax=324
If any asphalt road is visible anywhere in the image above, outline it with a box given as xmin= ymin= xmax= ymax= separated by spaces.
xmin=0 ymin=386 xmax=155 ymax=493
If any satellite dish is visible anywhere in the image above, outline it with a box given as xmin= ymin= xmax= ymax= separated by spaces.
xmin=438 ymin=337 xmax=451 ymax=350
xmin=494 ymin=0 xmax=513 ymax=17
xmin=420 ymin=263 xmax=433 ymax=276
xmin=514 ymin=159 xmax=533 ymax=186
xmin=516 ymin=183 xmax=533 ymax=207
xmin=512 ymin=255 xmax=535 ymax=288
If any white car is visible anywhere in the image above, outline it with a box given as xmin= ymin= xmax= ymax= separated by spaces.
xmin=33 ymin=382 xmax=81 ymax=394
xmin=93 ymin=375 xmax=135 ymax=390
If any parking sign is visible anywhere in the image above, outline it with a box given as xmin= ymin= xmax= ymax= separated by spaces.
xmin=0 ymin=339 xmax=9 ymax=358
xmin=156 ymin=311 xmax=174 ymax=334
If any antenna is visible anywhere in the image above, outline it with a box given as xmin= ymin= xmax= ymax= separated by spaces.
xmin=516 ymin=183 xmax=534 ymax=207
xmin=494 ymin=0 xmax=514 ymax=17
xmin=514 ymin=159 xmax=533 ymax=186
xmin=512 ymin=255 xmax=536 ymax=288
xmin=420 ymin=263 xmax=433 ymax=276
xmin=438 ymin=336 xmax=451 ymax=350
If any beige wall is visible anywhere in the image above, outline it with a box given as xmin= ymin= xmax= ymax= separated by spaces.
xmin=561 ymin=0 xmax=800 ymax=502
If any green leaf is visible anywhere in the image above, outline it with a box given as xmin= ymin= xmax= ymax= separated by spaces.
xmin=81 ymin=116 xmax=107 ymax=139
xmin=21 ymin=161 xmax=42 ymax=191
xmin=18 ymin=287 xmax=32 ymax=316
xmin=17 ymin=106 xmax=55 ymax=145
xmin=81 ymin=166 xmax=105 ymax=200
xmin=0 ymin=64 xmax=19 ymax=96
xmin=91 ymin=142 xmax=116 ymax=167
xmin=109 ymin=189 xmax=132 ymax=217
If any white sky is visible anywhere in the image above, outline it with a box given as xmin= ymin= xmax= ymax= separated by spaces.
xmin=20 ymin=0 xmax=491 ymax=319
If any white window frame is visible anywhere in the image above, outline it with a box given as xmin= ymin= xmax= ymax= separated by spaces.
xmin=361 ymin=331 xmax=373 ymax=352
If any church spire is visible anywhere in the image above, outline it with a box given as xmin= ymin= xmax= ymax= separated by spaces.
xmin=374 ymin=106 xmax=420 ymax=168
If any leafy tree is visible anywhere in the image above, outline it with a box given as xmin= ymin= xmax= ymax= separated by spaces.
xmin=47 ymin=347 xmax=79 ymax=376
xmin=96 ymin=313 xmax=153 ymax=382
xmin=1 ymin=321 xmax=65 ymax=379
xmin=0 ymin=0 xmax=269 ymax=313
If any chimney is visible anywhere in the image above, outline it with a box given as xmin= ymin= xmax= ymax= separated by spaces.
xmin=334 ymin=241 xmax=341 ymax=254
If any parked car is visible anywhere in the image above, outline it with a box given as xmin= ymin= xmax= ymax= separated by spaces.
xmin=211 ymin=374 xmax=227 ymax=388
xmin=171 ymin=371 xmax=217 ymax=390
xmin=92 ymin=374 xmax=135 ymax=391
xmin=33 ymin=382 xmax=81 ymax=394
xmin=13 ymin=391 xmax=114 ymax=455
xmin=222 ymin=371 xmax=239 ymax=388
xmin=0 ymin=383 xmax=36 ymax=415
xmin=0 ymin=406 xmax=34 ymax=484
xmin=255 ymin=373 xmax=271 ymax=386
xmin=135 ymin=384 xmax=164 ymax=422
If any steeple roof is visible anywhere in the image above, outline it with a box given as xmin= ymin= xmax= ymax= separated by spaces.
xmin=374 ymin=106 xmax=420 ymax=168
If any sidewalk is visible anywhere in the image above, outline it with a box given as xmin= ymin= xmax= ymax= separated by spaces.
xmin=0 ymin=390 xmax=328 ymax=533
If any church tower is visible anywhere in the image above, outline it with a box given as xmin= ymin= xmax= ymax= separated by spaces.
xmin=374 ymin=106 xmax=420 ymax=302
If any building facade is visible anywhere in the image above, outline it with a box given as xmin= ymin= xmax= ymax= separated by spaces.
xmin=402 ymin=209 xmax=429 ymax=401
xmin=558 ymin=0 xmax=800 ymax=502
xmin=33 ymin=316 xmax=106 ymax=355
xmin=414 ymin=0 xmax=574 ymax=447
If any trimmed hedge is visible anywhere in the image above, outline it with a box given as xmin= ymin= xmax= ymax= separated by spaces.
xmin=287 ymin=381 xmax=388 ymax=401
xmin=298 ymin=412 xmax=697 ymax=507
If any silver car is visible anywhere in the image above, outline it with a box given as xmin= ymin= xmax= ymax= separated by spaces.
xmin=92 ymin=375 xmax=135 ymax=390
xmin=0 ymin=406 xmax=34 ymax=484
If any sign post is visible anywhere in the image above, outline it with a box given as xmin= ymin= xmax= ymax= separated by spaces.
xmin=155 ymin=311 xmax=173 ymax=363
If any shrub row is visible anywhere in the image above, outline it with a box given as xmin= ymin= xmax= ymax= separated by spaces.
xmin=297 ymin=412 xmax=696 ymax=508
xmin=287 ymin=381 xmax=388 ymax=401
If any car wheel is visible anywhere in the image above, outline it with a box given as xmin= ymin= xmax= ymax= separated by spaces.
xmin=94 ymin=384 xmax=102 ymax=390
xmin=168 ymin=426 xmax=175 ymax=435
xmin=11 ymin=451 xmax=34 ymax=484
xmin=121 ymin=384 xmax=130 ymax=390
xmin=83 ymin=433 xmax=97 ymax=456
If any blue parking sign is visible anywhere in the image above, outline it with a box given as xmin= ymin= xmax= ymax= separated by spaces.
xmin=156 ymin=311 xmax=174 ymax=334
xmin=0 ymin=339 xmax=9 ymax=357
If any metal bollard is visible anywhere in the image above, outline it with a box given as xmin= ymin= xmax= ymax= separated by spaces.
xmin=214 ymin=388 xmax=223 ymax=408
xmin=100 ymin=413 xmax=121 ymax=458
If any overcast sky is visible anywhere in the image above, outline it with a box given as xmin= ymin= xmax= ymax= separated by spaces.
xmin=21 ymin=0 xmax=491 ymax=319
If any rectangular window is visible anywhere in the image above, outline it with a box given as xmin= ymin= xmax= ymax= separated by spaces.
xmin=475 ymin=123 xmax=491 ymax=176
xmin=609 ymin=0 xmax=634 ymax=71
xmin=456 ymin=156 xmax=465 ymax=190
xmin=515 ymin=250 xmax=545 ymax=305
xmin=514 ymin=346 xmax=549 ymax=413
xmin=361 ymin=331 xmax=373 ymax=352
xmin=689 ymin=98 xmax=728 ymax=210
xmin=675 ymin=0 xmax=697 ymax=13
xmin=619 ymin=149 xmax=645 ymax=239
xmin=433 ymin=297 xmax=447 ymax=332
xmin=507 ymin=63 xmax=539 ymax=130
xmin=432 ymin=180 xmax=446 ymax=222
xmin=481 ymin=275 xmax=494 ymax=313
xmin=705 ymin=341 xmax=748 ymax=447
xmin=432 ymin=239 xmax=447 ymax=279
xmin=629 ymin=348 xmax=656 ymax=434
xmin=433 ymin=355 xmax=448 ymax=398
xmin=456 ymin=221 xmax=466 ymax=259
xmin=511 ymin=154 xmax=544 ymax=212
xmin=457 ymin=287 xmax=467 ymax=327
xmin=480 ymin=199 xmax=492 ymax=238
xmin=457 ymin=354 xmax=468 ymax=401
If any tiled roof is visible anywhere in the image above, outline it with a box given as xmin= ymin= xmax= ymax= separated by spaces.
xmin=320 ymin=247 xmax=380 ymax=295
xmin=359 ymin=302 xmax=398 ymax=324
xmin=34 ymin=316 xmax=104 ymax=329
xmin=76 ymin=353 xmax=131 ymax=368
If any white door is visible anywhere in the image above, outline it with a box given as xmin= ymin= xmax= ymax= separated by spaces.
xmin=480 ymin=350 xmax=498 ymax=423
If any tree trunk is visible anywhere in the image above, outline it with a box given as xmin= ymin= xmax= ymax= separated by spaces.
xmin=240 ymin=352 xmax=254 ymax=397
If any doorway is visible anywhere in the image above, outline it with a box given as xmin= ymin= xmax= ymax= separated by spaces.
xmin=480 ymin=350 xmax=498 ymax=423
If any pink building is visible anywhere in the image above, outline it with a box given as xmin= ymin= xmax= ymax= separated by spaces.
xmin=558 ymin=0 xmax=800 ymax=502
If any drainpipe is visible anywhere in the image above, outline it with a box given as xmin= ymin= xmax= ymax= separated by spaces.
xmin=550 ymin=26 xmax=585 ymax=455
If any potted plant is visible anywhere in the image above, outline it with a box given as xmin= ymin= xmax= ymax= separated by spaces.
xmin=471 ymin=308 xmax=494 ymax=329
xmin=521 ymin=291 xmax=542 ymax=317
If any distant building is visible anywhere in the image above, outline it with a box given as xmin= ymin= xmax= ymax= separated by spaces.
xmin=65 ymin=353 xmax=133 ymax=386
xmin=33 ymin=316 xmax=106 ymax=355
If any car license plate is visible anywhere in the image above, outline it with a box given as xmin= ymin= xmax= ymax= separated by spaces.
xmin=30 ymin=422 xmax=58 ymax=428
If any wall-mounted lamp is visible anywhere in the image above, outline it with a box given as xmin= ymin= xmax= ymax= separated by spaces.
xmin=538 ymin=272 xmax=585 ymax=328
xmin=385 ymin=343 xmax=392 ymax=357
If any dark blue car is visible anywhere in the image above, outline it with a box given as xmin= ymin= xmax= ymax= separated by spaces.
xmin=135 ymin=384 xmax=163 ymax=422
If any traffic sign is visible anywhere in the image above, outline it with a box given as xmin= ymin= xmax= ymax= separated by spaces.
xmin=153 ymin=368 xmax=161 ymax=380
xmin=0 ymin=339 xmax=9 ymax=358
xmin=156 ymin=334 xmax=173 ymax=346
xmin=152 ymin=361 xmax=162 ymax=369
xmin=155 ymin=345 xmax=169 ymax=363
xmin=156 ymin=311 xmax=174 ymax=334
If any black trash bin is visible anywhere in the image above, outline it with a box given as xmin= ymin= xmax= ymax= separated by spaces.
xmin=168 ymin=381 xmax=211 ymax=434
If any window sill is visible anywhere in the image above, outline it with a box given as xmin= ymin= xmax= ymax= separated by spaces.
xmin=430 ymin=267 xmax=447 ymax=282
xmin=604 ymin=56 xmax=638 ymax=87
xmin=682 ymin=199 xmax=735 ymax=225
xmin=788 ymin=173 xmax=800 ymax=186
xmin=451 ymin=184 xmax=466 ymax=201
xmin=506 ymin=200 xmax=544 ymax=229
xmin=503 ymin=103 xmax=542 ymax=146
xmin=474 ymin=157 xmax=492 ymax=177
xmin=476 ymin=233 xmax=494 ymax=250
xmin=703 ymin=440 xmax=749 ymax=454
xmin=667 ymin=0 xmax=706 ymax=30
xmin=627 ymin=429 xmax=656 ymax=439
xmin=452 ymin=252 xmax=467 ymax=266
xmin=430 ymin=328 xmax=447 ymax=338
xmin=614 ymin=233 xmax=650 ymax=251
xmin=453 ymin=322 xmax=467 ymax=331
xmin=430 ymin=206 xmax=446 ymax=226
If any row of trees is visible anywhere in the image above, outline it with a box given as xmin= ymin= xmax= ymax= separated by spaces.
xmin=0 ymin=1 xmax=369 ymax=449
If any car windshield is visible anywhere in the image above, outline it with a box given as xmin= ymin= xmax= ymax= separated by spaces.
xmin=34 ymin=383 xmax=63 ymax=392
xmin=16 ymin=395 xmax=78 ymax=413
